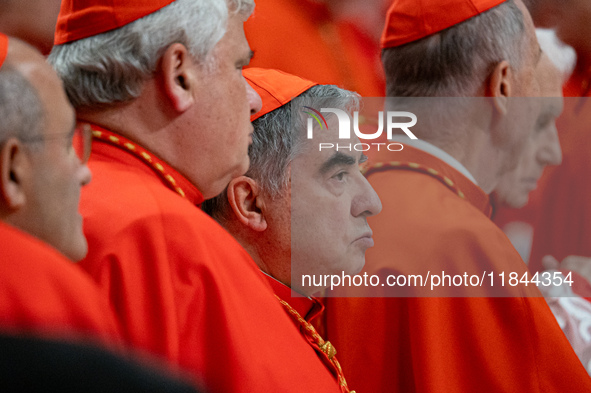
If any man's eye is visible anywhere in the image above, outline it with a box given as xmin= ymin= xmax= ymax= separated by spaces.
xmin=332 ymin=171 xmax=347 ymax=181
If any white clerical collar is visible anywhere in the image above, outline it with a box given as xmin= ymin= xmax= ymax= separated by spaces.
xmin=389 ymin=135 xmax=478 ymax=186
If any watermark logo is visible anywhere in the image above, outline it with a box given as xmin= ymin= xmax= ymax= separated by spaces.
xmin=302 ymin=107 xmax=418 ymax=151
xmin=302 ymin=106 xmax=328 ymax=130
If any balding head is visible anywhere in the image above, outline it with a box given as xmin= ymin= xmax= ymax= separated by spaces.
xmin=0 ymin=38 xmax=46 ymax=145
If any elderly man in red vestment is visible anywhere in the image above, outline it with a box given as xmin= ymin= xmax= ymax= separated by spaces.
xmin=323 ymin=0 xmax=591 ymax=391
xmin=203 ymin=67 xmax=382 ymax=393
xmin=493 ymin=0 xmax=591 ymax=280
xmin=48 ymin=1 xmax=352 ymax=391
xmin=0 ymin=31 xmax=207 ymax=393
xmin=0 ymin=32 xmax=120 ymax=344
xmin=492 ymin=45 xmax=591 ymax=372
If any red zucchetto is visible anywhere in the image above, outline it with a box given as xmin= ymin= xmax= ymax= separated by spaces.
xmin=54 ymin=0 xmax=175 ymax=45
xmin=243 ymin=68 xmax=318 ymax=122
xmin=381 ymin=0 xmax=506 ymax=48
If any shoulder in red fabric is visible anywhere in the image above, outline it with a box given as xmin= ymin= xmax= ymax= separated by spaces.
xmin=79 ymin=130 xmax=343 ymax=392
xmin=0 ymin=221 xmax=121 ymax=346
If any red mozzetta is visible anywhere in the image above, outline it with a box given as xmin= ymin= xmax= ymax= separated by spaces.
xmin=78 ymin=125 xmax=341 ymax=392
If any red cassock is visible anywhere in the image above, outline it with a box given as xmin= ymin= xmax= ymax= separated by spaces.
xmin=78 ymin=125 xmax=341 ymax=392
xmin=244 ymin=0 xmax=384 ymax=97
xmin=0 ymin=221 xmax=120 ymax=345
xmin=323 ymin=145 xmax=591 ymax=392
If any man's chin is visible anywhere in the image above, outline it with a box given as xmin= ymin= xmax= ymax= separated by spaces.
xmin=507 ymin=193 xmax=529 ymax=209
xmin=65 ymin=237 xmax=88 ymax=263
xmin=347 ymin=257 xmax=366 ymax=275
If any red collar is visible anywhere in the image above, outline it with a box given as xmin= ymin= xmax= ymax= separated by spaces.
xmin=262 ymin=272 xmax=324 ymax=323
xmin=88 ymin=124 xmax=204 ymax=206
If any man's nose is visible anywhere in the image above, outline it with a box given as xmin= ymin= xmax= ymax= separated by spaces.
xmin=246 ymin=79 xmax=262 ymax=116
xmin=352 ymin=175 xmax=382 ymax=217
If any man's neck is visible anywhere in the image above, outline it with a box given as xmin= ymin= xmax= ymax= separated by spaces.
xmin=391 ymin=134 xmax=498 ymax=193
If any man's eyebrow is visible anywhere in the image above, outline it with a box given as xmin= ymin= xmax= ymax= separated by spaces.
xmin=319 ymin=152 xmax=357 ymax=175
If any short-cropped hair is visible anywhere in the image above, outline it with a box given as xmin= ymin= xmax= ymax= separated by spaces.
xmin=383 ymin=0 xmax=526 ymax=97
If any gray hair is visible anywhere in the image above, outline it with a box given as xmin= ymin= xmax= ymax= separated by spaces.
xmin=0 ymin=64 xmax=44 ymax=144
xmin=203 ymin=84 xmax=359 ymax=222
xmin=48 ymin=0 xmax=254 ymax=108
xmin=383 ymin=0 xmax=526 ymax=97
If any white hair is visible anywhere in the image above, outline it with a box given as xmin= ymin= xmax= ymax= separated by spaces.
xmin=48 ymin=0 xmax=254 ymax=108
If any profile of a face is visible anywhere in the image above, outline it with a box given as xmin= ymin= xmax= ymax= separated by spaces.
xmin=494 ymin=55 xmax=563 ymax=208
xmin=8 ymin=44 xmax=92 ymax=261
xmin=184 ymin=13 xmax=262 ymax=199
xmin=290 ymin=117 xmax=382 ymax=295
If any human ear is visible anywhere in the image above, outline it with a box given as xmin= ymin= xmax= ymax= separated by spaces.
xmin=0 ymin=138 xmax=27 ymax=211
xmin=487 ymin=60 xmax=512 ymax=115
xmin=160 ymin=43 xmax=196 ymax=113
xmin=226 ymin=176 xmax=268 ymax=232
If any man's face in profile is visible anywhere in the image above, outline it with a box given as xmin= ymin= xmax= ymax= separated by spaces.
xmin=181 ymin=12 xmax=261 ymax=199
xmin=11 ymin=43 xmax=92 ymax=261
xmin=290 ymin=117 xmax=382 ymax=294
xmin=494 ymin=54 xmax=563 ymax=208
